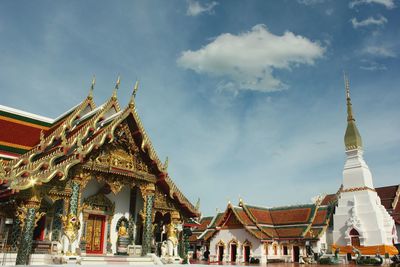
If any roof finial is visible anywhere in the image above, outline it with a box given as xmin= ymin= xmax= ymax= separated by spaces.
xmin=195 ymin=198 xmax=201 ymax=211
xmin=163 ymin=156 xmax=169 ymax=171
xmin=133 ymin=80 xmax=139 ymax=98
xmin=129 ymin=80 xmax=139 ymax=107
xmin=88 ymin=75 xmax=95 ymax=99
xmin=239 ymin=196 xmax=244 ymax=207
xmin=112 ymin=75 xmax=121 ymax=99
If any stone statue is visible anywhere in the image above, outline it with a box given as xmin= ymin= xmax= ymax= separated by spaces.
xmin=166 ymin=222 xmax=178 ymax=257
xmin=161 ymin=241 xmax=167 ymax=257
xmin=61 ymin=213 xmax=81 ymax=255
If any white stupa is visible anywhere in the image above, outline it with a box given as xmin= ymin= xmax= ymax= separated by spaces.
xmin=332 ymin=75 xmax=398 ymax=254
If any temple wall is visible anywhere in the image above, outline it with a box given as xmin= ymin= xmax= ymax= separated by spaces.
xmin=209 ymin=228 xmax=262 ymax=263
xmin=107 ymin=186 xmax=131 ymax=254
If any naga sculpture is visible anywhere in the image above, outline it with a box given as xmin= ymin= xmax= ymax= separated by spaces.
xmin=352 ymin=247 xmax=383 ymax=266
xmin=318 ymin=248 xmax=341 ymax=265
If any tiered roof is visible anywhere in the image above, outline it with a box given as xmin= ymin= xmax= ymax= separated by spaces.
xmin=197 ymin=200 xmax=333 ymax=243
xmin=0 ymin=80 xmax=199 ymax=217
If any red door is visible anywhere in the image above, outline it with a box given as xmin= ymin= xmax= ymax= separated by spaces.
xmin=85 ymin=214 xmax=106 ymax=254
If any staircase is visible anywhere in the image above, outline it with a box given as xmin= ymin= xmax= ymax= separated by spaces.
xmin=81 ymin=254 xmax=160 ymax=265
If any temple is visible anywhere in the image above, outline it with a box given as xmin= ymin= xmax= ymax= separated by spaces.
xmin=188 ymin=76 xmax=399 ymax=264
xmin=0 ymin=78 xmax=200 ymax=265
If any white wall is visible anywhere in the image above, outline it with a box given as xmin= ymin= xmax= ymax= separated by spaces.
xmin=209 ymin=229 xmax=262 ymax=263
xmin=107 ymin=186 xmax=131 ymax=254
xmin=77 ymin=179 xmax=132 ymax=254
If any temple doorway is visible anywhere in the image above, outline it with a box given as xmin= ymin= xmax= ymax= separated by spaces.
xmin=33 ymin=215 xmax=46 ymax=241
xmin=230 ymin=243 xmax=237 ymax=262
xmin=218 ymin=245 xmax=224 ymax=262
xmin=293 ymin=246 xmax=300 ymax=262
xmin=244 ymin=245 xmax=250 ymax=263
xmin=350 ymin=228 xmax=360 ymax=247
xmin=85 ymin=214 xmax=106 ymax=254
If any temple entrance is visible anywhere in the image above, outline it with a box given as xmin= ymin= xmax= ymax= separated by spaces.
xmin=85 ymin=214 xmax=106 ymax=254
xmin=218 ymin=245 xmax=224 ymax=262
xmin=244 ymin=245 xmax=250 ymax=263
xmin=293 ymin=246 xmax=300 ymax=262
xmin=33 ymin=215 xmax=46 ymax=241
xmin=230 ymin=243 xmax=237 ymax=262
xmin=350 ymin=228 xmax=360 ymax=247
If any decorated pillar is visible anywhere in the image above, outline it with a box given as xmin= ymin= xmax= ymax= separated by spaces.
xmin=141 ymin=183 xmax=155 ymax=256
xmin=10 ymin=215 xmax=21 ymax=252
xmin=51 ymin=199 xmax=64 ymax=241
xmin=79 ymin=212 xmax=89 ymax=254
xmin=106 ymin=216 xmax=113 ymax=254
xmin=62 ymin=180 xmax=81 ymax=255
xmin=15 ymin=193 xmax=43 ymax=265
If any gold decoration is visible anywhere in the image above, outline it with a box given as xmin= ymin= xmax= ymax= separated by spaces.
xmin=94 ymin=146 xmax=149 ymax=173
xmin=82 ymin=192 xmax=115 ymax=214
xmin=341 ymin=186 xmax=375 ymax=193
xmin=139 ymin=183 xmax=155 ymax=197
xmin=39 ymin=130 xmax=46 ymax=151
xmin=0 ymin=159 xmax=5 ymax=178
xmin=60 ymin=124 xmax=68 ymax=147
xmin=16 ymin=207 xmax=28 ymax=230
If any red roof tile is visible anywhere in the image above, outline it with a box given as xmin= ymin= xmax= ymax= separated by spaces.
xmin=269 ymin=207 xmax=312 ymax=225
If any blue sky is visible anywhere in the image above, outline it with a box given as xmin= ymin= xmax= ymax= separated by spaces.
xmin=0 ymin=0 xmax=399 ymax=215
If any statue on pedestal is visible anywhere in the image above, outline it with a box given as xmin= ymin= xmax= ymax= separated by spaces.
xmin=166 ymin=222 xmax=178 ymax=257
xmin=116 ymin=217 xmax=130 ymax=255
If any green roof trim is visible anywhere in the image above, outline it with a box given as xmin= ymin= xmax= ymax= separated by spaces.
xmin=0 ymin=110 xmax=52 ymax=127
xmin=0 ymin=144 xmax=28 ymax=155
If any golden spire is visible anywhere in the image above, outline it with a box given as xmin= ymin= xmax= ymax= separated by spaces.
xmin=129 ymin=80 xmax=139 ymax=107
xmin=112 ymin=75 xmax=120 ymax=99
xmin=343 ymin=73 xmax=363 ymax=150
xmin=88 ymin=75 xmax=95 ymax=99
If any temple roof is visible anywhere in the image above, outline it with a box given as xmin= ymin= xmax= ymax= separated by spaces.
xmin=0 ymin=80 xmax=199 ymax=217
xmin=195 ymin=200 xmax=333 ymax=242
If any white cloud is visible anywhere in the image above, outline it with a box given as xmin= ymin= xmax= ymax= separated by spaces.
xmin=325 ymin=8 xmax=334 ymax=15
xmin=297 ymin=0 xmax=326 ymax=5
xmin=359 ymin=59 xmax=387 ymax=71
xmin=177 ymin=24 xmax=325 ymax=92
xmin=362 ymin=45 xmax=397 ymax=58
xmin=186 ymin=0 xmax=218 ymax=16
xmin=349 ymin=0 xmax=396 ymax=9
xmin=351 ymin=15 xmax=388 ymax=28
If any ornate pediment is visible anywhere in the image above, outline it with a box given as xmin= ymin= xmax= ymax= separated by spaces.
xmin=88 ymin=123 xmax=151 ymax=174
xmin=83 ymin=192 xmax=115 ymax=214
xmin=154 ymin=186 xmax=177 ymax=212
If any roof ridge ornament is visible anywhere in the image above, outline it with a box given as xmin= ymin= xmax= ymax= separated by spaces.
xmin=112 ymin=75 xmax=121 ymax=99
xmin=129 ymin=80 xmax=139 ymax=108
xmin=163 ymin=156 xmax=169 ymax=171
xmin=88 ymin=75 xmax=95 ymax=99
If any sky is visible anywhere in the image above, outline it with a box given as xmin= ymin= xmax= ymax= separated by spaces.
xmin=0 ymin=0 xmax=399 ymax=216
